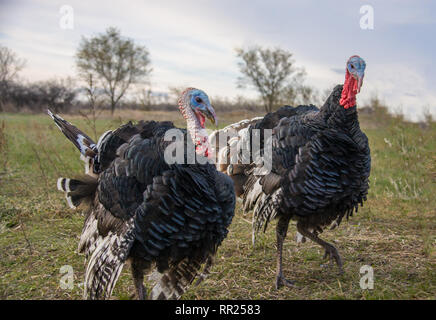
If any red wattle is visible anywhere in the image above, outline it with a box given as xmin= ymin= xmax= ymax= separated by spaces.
xmin=339 ymin=70 xmax=357 ymax=109
xmin=195 ymin=136 xmax=210 ymax=158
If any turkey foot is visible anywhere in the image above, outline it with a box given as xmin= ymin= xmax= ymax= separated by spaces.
xmin=322 ymin=243 xmax=343 ymax=274
xmin=297 ymin=222 xmax=344 ymax=274
xmin=276 ymin=274 xmax=295 ymax=289
xmin=194 ymin=256 xmax=214 ymax=287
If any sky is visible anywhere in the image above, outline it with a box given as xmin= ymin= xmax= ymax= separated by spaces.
xmin=0 ymin=0 xmax=435 ymax=121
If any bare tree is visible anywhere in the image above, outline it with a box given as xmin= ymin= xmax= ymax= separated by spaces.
xmin=78 ymin=74 xmax=104 ymax=140
xmin=280 ymin=71 xmax=320 ymax=107
xmin=236 ymin=46 xmax=309 ymax=112
xmin=0 ymin=46 xmax=26 ymax=111
xmin=37 ymin=77 xmax=77 ymax=113
xmin=76 ymin=27 xmax=152 ymax=114
xmin=136 ymin=85 xmax=154 ymax=111
xmin=168 ymin=85 xmax=189 ymax=103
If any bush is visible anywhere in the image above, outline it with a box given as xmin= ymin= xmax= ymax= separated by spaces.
xmin=1 ymin=78 xmax=77 ymax=113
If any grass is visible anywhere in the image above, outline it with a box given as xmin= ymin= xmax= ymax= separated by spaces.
xmin=0 ymin=109 xmax=435 ymax=300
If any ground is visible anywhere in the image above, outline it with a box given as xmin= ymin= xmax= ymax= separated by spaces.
xmin=0 ymin=109 xmax=435 ymax=300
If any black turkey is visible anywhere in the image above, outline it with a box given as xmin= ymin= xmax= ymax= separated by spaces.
xmin=49 ymin=87 xmax=236 ymax=299
xmin=230 ymin=55 xmax=370 ymax=288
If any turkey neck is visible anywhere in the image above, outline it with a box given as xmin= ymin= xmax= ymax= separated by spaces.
xmin=180 ymin=103 xmax=210 ymax=158
xmin=319 ymin=85 xmax=363 ymax=143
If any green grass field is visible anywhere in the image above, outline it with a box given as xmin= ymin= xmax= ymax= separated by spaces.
xmin=0 ymin=110 xmax=435 ymax=300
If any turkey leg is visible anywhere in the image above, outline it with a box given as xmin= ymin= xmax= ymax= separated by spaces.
xmin=131 ymin=258 xmax=148 ymax=300
xmin=297 ymin=222 xmax=343 ymax=273
xmin=275 ymin=215 xmax=294 ymax=289
xmin=194 ymin=255 xmax=214 ymax=287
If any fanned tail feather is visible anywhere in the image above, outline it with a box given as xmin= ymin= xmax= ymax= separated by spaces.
xmin=56 ymin=176 xmax=97 ymax=209
xmin=47 ymin=109 xmax=97 ymax=158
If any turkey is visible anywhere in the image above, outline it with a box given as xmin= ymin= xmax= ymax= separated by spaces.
xmin=226 ymin=55 xmax=370 ymax=289
xmin=48 ymin=87 xmax=236 ymax=299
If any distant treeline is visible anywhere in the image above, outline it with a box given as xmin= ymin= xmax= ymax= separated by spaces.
xmin=1 ymin=77 xmax=421 ymax=126
xmin=0 ymin=78 xmax=266 ymax=114
xmin=0 ymin=78 xmax=76 ymax=113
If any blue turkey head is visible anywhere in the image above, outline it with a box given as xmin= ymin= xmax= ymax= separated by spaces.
xmin=346 ymin=55 xmax=366 ymax=93
xmin=186 ymin=88 xmax=217 ymax=128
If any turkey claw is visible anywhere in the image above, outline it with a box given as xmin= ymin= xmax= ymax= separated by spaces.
xmin=275 ymin=275 xmax=295 ymax=290
xmin=323 ymin=245 xmax=343 ymax=273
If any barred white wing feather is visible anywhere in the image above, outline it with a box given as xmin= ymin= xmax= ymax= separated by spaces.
xmin=148 ymin=258 xmax=205 ymax=300
xmin=209 ymin=116 xmax=262 ymax=172
xmin=83 ymin=217 xmax=136 ymax=300
xmin=78 ymin=208 xmax=100 ymax=259
xmin=251 ymin=189 xmax=282 ymax=246
xmin=243 ymin=178 xmax=263 ymax=212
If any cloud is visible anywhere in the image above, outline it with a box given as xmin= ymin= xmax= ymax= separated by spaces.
xmin=331 ymin=68 xmax=344 ymax=75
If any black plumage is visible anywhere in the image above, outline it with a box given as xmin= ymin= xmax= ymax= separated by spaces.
xmin=49 ymin=88 xmax=236 ymax=300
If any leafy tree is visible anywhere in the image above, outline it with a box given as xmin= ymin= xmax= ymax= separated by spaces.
xmin=236 ymin=46 xmax=313 ymax=112
xmin=76 ymin=27 xmax=152 ymax=114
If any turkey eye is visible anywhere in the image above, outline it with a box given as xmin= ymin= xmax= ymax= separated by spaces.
xmin=195 ymin=97 xmax=202 ymax=103
xmin=350 ymin=65 xmax=355 ymax=69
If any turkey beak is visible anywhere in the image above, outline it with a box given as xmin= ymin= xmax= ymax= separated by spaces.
xmin=205 ymin=105 xmax=218 ymax=128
